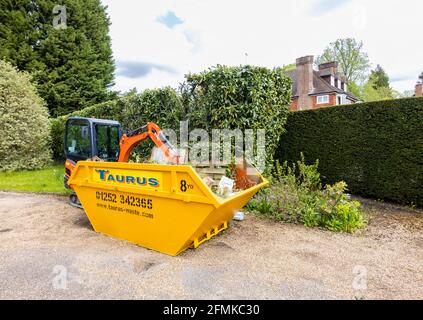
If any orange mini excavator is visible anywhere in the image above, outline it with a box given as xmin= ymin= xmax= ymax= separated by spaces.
xmin=63 ymin=117 xmax=181 ymax=207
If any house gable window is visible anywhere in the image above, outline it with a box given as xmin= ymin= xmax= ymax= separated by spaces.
xmin=317 ymin=95 xmax=329 ymax=104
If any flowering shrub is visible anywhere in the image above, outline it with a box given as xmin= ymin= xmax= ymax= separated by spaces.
xmin=0 ymin=60 xmax=51 ymax=171
xmin=247 ymin=154 xmax=365 ymax=232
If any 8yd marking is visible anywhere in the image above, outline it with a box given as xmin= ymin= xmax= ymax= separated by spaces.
xmin=180 ymin=180 xmax=194 ymax=192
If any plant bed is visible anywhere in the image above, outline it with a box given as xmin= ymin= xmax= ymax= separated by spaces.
xmin=247 ymin=155 xmax=366 ymax=233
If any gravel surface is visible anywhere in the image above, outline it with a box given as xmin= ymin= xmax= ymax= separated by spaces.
xmin=0 ymin=191 xmax=422 ymax=300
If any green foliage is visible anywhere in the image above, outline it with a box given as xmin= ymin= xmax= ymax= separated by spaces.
xmin=0 ymin=60 xmax=51 ymax=171
xmin=50 ymin=65 xmax=291 ymax=167
xmin=181 ymin=65 xmax=292 ymax=171
xmin=349 ymin=75 xmax=399 ymax=102
xmin=315 ymin=38 xmax=371 ymax=83
xmin=50 ymin=87 xmax=183 ymax=160
xmin=248 ymin=156 xmax=365 ymax=232
xmin=359 ymin=65 xmax=397 ymax=102
xmin=369 ymin=64 xmax=390 ymax=89
xmin=348 ymin=81 xmax=363 ymax=100
xmin=121 ymin=87 xmax=182 ymax=133
xmin=0 ymin=0 xmax=115 ymax=116
xmin=362 ymin=78 xmax=395 ymax=102
xmin=0 ymin=0 xmax=39 ymax=71
xmin=120 ymin=87 xmax=183 ymax=161
xmin=278 ymin=97 xmax=423 ymax=207
xmin=281 ymin=63 xmax=296 ymax=72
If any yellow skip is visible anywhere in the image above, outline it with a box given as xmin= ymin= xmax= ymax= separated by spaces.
xmin=68 ymin=161 xmax=268 ymax=256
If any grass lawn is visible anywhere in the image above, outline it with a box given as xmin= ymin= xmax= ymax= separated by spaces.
xmin=0 ymin=164 xmax=69 ymax=194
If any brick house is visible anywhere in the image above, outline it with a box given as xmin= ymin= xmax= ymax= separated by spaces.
xmin=285 ymin=55 xmax=358 ymax=111
xmin=415 ymin=83 xmax=423 ymax=97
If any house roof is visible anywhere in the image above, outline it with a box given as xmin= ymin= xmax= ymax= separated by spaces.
xmin=285 ymin=69 xmax=358 ymax=101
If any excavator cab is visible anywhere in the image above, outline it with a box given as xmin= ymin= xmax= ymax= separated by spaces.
xmin=64 ymin=117 xmax=122 ymax=205
xmin=64 ymin=117 xmax=122 ymax=163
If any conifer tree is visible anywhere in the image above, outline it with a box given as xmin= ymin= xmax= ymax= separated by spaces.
xmin=0 ymin=0 xmax=115 ymax=116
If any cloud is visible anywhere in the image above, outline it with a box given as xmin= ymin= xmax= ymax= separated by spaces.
xmin=391 ymin=72 xmax=418 ymax=83
xmin=156 ymin=11 xmax=184 ymax=29
xmin=102 ymin=0 xmax=423 ymax=93
xmin=116 ymin=61 xmax=177 ymax=79
xmin=309 ymin=0 xmax=349 ymax=16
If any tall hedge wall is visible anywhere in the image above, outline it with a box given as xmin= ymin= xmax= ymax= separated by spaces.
xmin=277 ymin=97 xmax=423 ymax=207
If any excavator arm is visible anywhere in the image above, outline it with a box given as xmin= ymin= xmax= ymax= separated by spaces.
xmin=118 ymin=122 xmax=181 ymax=164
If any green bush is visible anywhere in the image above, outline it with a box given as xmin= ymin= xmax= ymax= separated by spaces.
xmin=0 ymin=60 xmax=51 ymax=171
xmin=278 ymin=98 xmax=423 ymax=207
xmin=248 ymin=155 xmax=365 ymax=232
xmin=120 ymin=87 xmax=183 ymax=161
xmin=181 ymin=65 xmax=292 ymax=171
xmin=121 ymin=87 xmax=182 ymax=130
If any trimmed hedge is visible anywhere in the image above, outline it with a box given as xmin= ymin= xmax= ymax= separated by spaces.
xmin=277 ymin=97 xmax=423 ymax=207
xmin=181 ymin=65 xmax=292 ymax=171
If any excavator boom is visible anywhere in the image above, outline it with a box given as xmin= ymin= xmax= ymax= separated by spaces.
xmin=118 ymin=122 xmax=180 ymax=164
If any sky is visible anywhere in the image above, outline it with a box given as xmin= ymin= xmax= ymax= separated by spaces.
xmin=101 ymin=0 xmax=423 ymax=93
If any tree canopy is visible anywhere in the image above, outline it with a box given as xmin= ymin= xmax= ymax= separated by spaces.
xmin=362 ymin=79 xmax=395 ymax=102
xmin=369 ymin=65 xmax=390 ymax=89
xmin=0 ymin=0 xmax=115 ymax=116
xmin=315 ymin=38 xmax=371 ymax=83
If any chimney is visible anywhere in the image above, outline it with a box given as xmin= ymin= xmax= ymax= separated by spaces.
xmin=415 ymin=83 xmax=423 ymax=97
xmin=318 ymin=61 xmax=338 ymax=75
xmin=296 ymin=56 xmax=314 ymax=110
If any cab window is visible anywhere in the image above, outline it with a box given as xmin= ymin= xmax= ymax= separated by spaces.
xmin=65 ymin=121 xmax=92 ymax=160
xmin=95 ymin=125 xmax=120 ymax=161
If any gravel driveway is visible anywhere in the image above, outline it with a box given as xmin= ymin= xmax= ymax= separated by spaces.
xmin=0 ymin=191 xmax=422 ymax=300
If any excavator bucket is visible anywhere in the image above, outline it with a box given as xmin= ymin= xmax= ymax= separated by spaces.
xmin=67 ymin=161 xmax=268 ymax=256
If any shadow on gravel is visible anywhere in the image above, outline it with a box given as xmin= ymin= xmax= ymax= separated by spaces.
xmin=73 ymin=215 xmax=93 ymax=230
